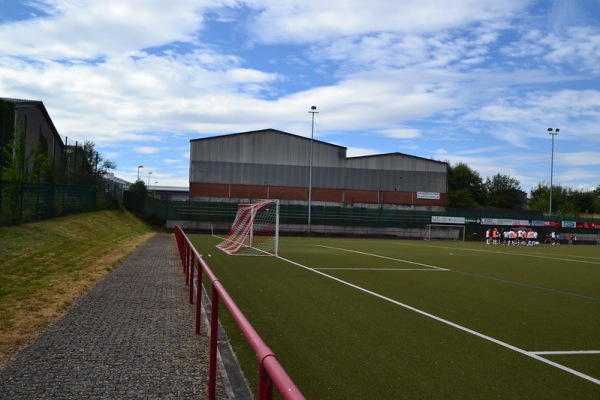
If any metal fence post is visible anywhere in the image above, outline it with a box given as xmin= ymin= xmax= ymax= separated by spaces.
xmin=185 ymin=244 xmax=190 ymax=285
xmin=188 ymin=256 xmax=195 ymax=304
xmin=258 ymin=362 xmax=274 ymax=400
xmin=208 ymin=283 xmax=220 ymax=400
xmin=195 ymin=261 xmax=203 ymax=335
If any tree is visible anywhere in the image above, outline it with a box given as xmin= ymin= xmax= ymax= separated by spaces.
xmin=447 ymin=162 xmax=486 ymax=207
xmin=594 ymin=185 xmax=600 ymax=214
xmin=563 ymin=188 xmax=598 ymax=216
xmin=31 ymin=136 xmax=55 ymax=183
xmin=446 ymin=188 xmax=479 ymax=208
xmin=484 ymin=173 xmax=524 ymax=209
xmin=529 ymin=183 xmax=568 ymax=214
xmin=2 ymin=122 xmax=29 ymax=182
xmin=529 ymin=183 xmax=600 ymax=215
xmin=528 ymin=182 xmax=549 ymax=212
xmin=129 ymin=179 xmax=148 ymax=197
xmin=82 ymin=140 xmax=116 ymax=177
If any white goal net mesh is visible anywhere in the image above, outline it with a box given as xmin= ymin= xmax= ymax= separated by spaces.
xmin=216 ymin=200 xmax=279 ymax=256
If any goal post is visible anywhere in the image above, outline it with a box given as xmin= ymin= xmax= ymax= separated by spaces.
xmin=216 ymin=199 xmax=280 ymax=256
xmin=425 ymin=224 xmax=465 ymax=241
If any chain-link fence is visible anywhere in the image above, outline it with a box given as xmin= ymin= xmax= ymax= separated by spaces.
xmin=0 ymin=177 xmax=123 ymax=226
xmin=125 ymin=193 xmax=599 ymax=242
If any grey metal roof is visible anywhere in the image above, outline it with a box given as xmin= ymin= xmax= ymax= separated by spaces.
xmin=190 ymin=128 xmax=345 ymax=149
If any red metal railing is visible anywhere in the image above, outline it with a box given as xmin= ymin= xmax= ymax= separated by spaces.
xmin=174 ymin=226 xmax=305 ymax=400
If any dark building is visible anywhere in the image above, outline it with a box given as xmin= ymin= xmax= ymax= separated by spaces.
xmin=0 ymin=98 xmax=65 ymax=177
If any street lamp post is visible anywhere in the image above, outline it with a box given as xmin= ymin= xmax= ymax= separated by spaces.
xmin=137 ymin=165 xmax=144 ymax=181
xmin=147 ymin=171 xmax=153 ymax=187
xmin=548 ymin=128 xmax=559 ymax=215
xmin=308 ymin=106 xmax=318 ymax=234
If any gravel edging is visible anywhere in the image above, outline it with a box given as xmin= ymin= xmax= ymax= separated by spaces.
xmin=0 ymin=234 xmax=238 ymax=399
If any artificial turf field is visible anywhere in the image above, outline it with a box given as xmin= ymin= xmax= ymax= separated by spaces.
xmin=188 ymin=234 xmax=600 ymax=399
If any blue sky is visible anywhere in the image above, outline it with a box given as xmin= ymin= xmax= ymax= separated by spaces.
xmin=0 ymin=0 xmax=598 ymax=193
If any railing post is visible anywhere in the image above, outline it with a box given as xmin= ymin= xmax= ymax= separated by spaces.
xmin=188 ymin=255 xmax=195 ymax=304
xmin=183 ymin=239 xmax=187 ymax=271
xmin=258 ymin=362 xmax=274 ymax=400
xmin=185 ymin=244 xmax=190 ymax=286
xmin=208 ymin=282 xmax=220 ymax=400
xmin=195 ymin=260 xmax=203 ymax=335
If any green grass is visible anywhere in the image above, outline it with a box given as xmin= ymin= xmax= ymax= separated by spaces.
xmin=190 ymin=235 xmax=600 ymax=399
xmin=0 ymin=209 xmax=152 ymax=365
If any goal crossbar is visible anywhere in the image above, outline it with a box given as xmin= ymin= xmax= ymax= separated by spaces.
xmin=217 ymin=199 xmax=279 ymax=256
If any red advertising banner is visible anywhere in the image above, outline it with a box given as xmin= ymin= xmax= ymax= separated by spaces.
xmin=576 ymin=222 xmax=600 ymax=229
xmin=544 ymin=220 xmax=561 ymax=228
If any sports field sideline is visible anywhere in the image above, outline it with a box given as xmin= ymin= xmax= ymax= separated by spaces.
xmin=189 ymin=234 xmax=600 ymax=399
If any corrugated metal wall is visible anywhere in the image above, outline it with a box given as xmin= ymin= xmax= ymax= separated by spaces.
xmin=190 ymin=129 xmax=346 ymax=166
xmin=190 ymin=129 xmax=447 ymax=193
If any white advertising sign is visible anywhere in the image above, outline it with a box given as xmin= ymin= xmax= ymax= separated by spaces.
xmin=432 ymin=216 xmax=465 ymax=224
xmin=417 ymin=192 xmax=440 ymax=200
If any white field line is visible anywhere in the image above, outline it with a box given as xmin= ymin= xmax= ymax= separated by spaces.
xmin=531 ymin=350 xmax=600 ymax=355
xmin=277 ymin=255 xmax=600 ymax=386
xmin=315 ymin=268 xmax=443 ymax=271
xmin=316 ymin=244 xmax=598 ymax=300
xmin=315 ymin=245 xmax=449 ymax=271
xmin=394 ymin=242 xmax=600 ymax=265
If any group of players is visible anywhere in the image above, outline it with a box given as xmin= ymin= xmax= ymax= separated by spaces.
xmin=485 ymin=228 xmax=546 ymax=246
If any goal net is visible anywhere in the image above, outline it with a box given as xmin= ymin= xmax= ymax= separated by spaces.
xmin=216 ymin=199 xmax=280 ymax=256
xmin=425 ymin=224 xmax=465 ymax=241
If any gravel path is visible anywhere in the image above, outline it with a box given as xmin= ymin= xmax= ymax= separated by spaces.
xmin=0 ymin=234 xmax=245 ymax=399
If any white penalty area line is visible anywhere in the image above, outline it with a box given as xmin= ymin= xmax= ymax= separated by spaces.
xmin=313 ymin=245 xmax=598 ymax=300
xmin=395 ymin=242 xmax=600 ymax=265
xmin=531 ymin=350 xmax=600 ymax=355
xmin=314 ymin=245 xmax=449 ymax=271
xmin=277 ymin=255 xmax=600 ymax=386
xmin=315 ymin=268 xmax=443 ymax=271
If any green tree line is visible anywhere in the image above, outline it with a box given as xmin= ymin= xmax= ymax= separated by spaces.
xmin=446 ymin=161 xmax=600 ymax=216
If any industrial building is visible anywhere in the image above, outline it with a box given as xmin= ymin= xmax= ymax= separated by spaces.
xmin=189 ymin=129 xmax=448 ymax=209
xmin=0 ymin=98 xmax=65 ymax=175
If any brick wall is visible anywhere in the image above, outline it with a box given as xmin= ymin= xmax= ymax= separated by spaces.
xmin=190 ymin=183 xmax=446 ymax=206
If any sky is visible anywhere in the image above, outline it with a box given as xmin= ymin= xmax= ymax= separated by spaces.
xmin=0 ymin=0 xmax=599 ymax=193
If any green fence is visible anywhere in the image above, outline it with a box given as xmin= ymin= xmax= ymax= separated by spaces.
xmin=0 ymin=178 xmax=123 ymax=226
xmin=124 ymin=193 xmax=600 ymax=241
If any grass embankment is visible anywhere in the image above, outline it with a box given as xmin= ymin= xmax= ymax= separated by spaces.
xmin=0 ymin=210 xmax=153 ymax=367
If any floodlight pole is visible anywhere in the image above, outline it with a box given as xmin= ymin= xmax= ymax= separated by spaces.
xmin=137 ymin=165 xmax=143 ymax=181
xmin=147 ymin=171 xmax=153 ymax=187
xmin=548 ymin=128 xmax=559 ymax=215
xmin=308 ymin=106 xmax=318 ymax=234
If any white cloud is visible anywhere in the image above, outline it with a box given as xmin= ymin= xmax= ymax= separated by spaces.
xmin=502 ymin=26 xmax=600 ymax=75
xmin=558 ymin=152 xmax=600 ymax=167
xmin=377 ymin=128 xmax=422 ymax=139
xmin=0 ymin=0 xmax=214 ymax=59
xmin=134 ymin=146 xmax=163 ymax=154
xmin=245 ymin=0 xmax=529 ymax=44
xmin=346 ymin=147 xmax=380 ymax=157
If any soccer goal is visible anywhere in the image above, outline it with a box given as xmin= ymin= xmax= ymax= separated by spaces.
xmin=216 ymin=199 xmax=280 ymax=256
xmin=425 ymin=224 xmax=465 ymax=241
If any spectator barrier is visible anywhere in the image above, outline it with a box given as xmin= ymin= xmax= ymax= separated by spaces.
xmin=174 ymin=226 xmax=305 ymax=400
